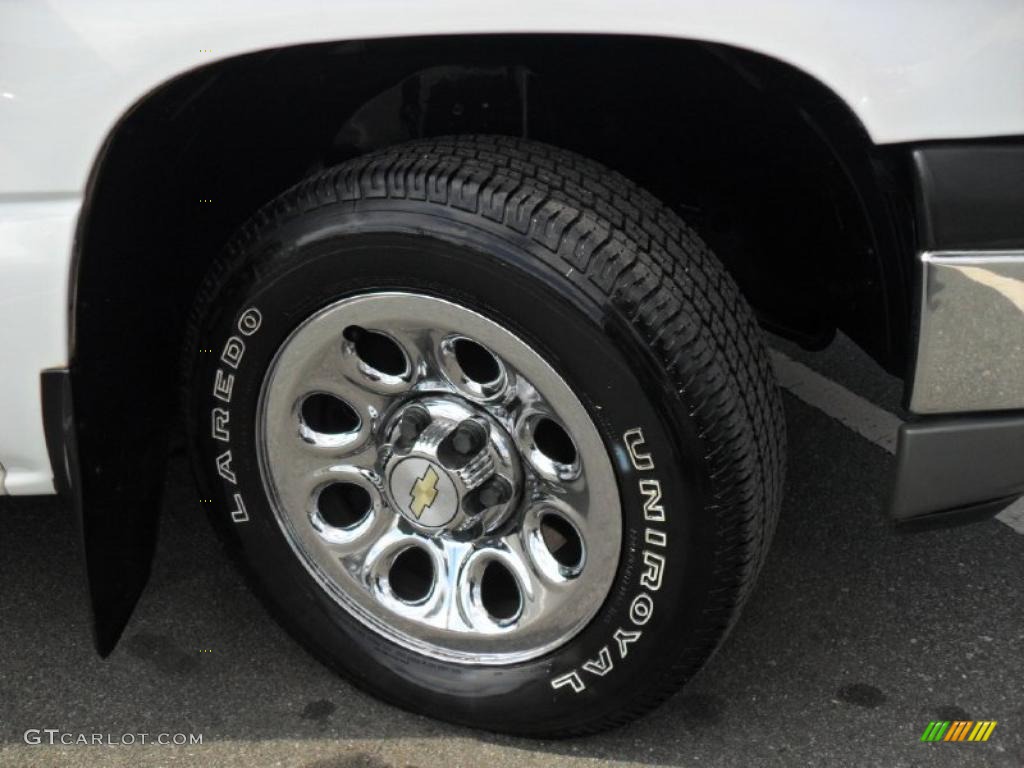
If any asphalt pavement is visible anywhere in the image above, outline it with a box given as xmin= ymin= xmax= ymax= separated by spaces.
xmin=1 ymin=335 xmax=1022 ymax=767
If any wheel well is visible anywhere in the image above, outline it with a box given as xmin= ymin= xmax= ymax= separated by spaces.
xmin=71 ymin=32 xmax=913 ymax=522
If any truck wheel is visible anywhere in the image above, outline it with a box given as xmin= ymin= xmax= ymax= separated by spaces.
xmin=183 ymin=135 xmax=785 ymax=736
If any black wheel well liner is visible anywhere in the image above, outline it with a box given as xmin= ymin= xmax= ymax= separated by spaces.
xmin=68 ymin=33 xmax=914 ymax=648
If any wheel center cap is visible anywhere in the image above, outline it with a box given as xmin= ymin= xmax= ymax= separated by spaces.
xmin=381 ymin=395 xmax=522 ymax=537
xmin=389 ymin=457 xmax=459 ymax=528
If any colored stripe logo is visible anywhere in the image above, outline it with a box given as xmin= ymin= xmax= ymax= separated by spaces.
xmin=921 ymin=721 xmax=997 ymax=742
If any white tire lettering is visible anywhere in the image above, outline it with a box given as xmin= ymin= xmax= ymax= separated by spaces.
xmin=230 ymin=492 xmax=249 ymax=523
xmin=237 ymin=307 xmax=262 ymax=336
xmin=216 ymin=450 xmax=237 ymax=484
xmin=220 ymin=336 xmax=245 ymax=369
xmin=639 ymin=479 xmax=664 ymax=521
xmin=639 ymin=551 xmax=665 ymax=592
xmin=211 ymin=407 xmax=230 ymax=442
xmin=210 ymin=307 xmax=260 ymax=526
xmin=613 ymin=628 xmax=642 ymax=658
xmin=551 ymin=671 xmax=585 ymax=693
xmin=623 ymin=427 xmax=654 ymax=471
xmin=582 ymin=646 xmax=614 ymax=677
xmin=629 ymin=593 xmax=654 ymax=625
xmin=644 ymin=528 xmax=667 ymax=547
xmin=549 ymin=426 xmax=665 ymax=692
xmin=213 ymin=369 xmax=234 ymax=403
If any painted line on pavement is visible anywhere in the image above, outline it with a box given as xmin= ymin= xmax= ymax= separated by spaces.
xmin=995 ymin=499 xmax=1024 ymax=534
xmin=770 ymin=349 xmax=1024 ymax=534
xmin=770 ymin=350 xmax=901 ymax=454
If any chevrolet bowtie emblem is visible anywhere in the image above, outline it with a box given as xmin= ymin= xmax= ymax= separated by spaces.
xmin=409 ymin=465 xmax=440 ymax=519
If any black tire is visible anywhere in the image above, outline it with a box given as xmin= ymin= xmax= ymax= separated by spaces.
xmin=183 ymin=135 xmax=785 ymax=737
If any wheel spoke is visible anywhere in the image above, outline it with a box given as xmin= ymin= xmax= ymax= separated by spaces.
xmin=494 ymin=533 xmax=542 ymax=613
xmin=358 ymin=517 xmax=423 ymax=593
xmin=533 ymin=474 xmax=589 ymax=513
xmin=305 ymin=358 xmax=396 ymax=421
xmin=432 ymin=538 xmax=475 ymax=631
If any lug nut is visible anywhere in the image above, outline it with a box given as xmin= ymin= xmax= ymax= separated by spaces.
xmin=451 ymin=420 xmax=486 ymax=456
xmin=477 ymin=478 xmax=508 ymax=508
xmin=463 ymin=478 xmax=510 ymax=517
xmin=397 ymin=407 xmax=429 ymax=444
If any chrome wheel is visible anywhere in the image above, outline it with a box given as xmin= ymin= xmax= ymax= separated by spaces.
xmin=257 ymin=292 xmax=621 ymax=664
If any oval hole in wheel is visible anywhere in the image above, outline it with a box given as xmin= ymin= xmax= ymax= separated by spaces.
xmin=343 ymin=325 xmax=407 ymax=376
xmin=540 ymin=513 xmax=584 ymax=570
xmin=317 ymin=483 xmax=371 ymax=529
xmin=481 ymin=561 xmax=521 ymax=621
xmin=453 ymin=337 xmax=501 ymax=384
xmin=534 ymin=417 xmax=577 ymax=466
xmin=301 ymin=393 xmax=360 ymax=434
xmin=389 ymin=547 xmax=434 ymax=603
